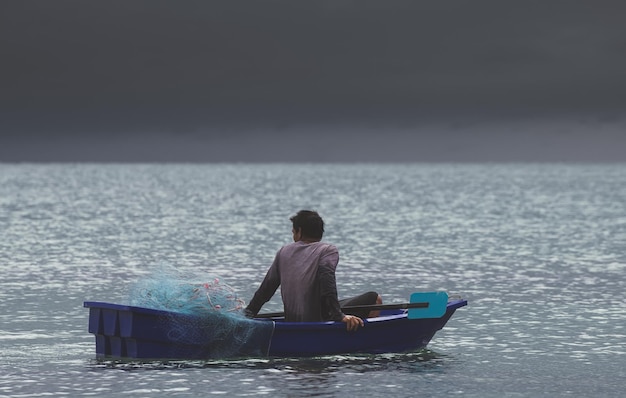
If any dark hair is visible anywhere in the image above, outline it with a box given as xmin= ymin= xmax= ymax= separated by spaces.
xmin=290 ymin=210 xmax=324 ymax=240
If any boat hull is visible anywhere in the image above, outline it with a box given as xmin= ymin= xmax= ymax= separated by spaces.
xmin=83 ymin=299 xmax=467 ymax=360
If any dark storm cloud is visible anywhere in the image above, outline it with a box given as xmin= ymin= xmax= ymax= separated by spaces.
xmin=1 ymin=0 xmax=625 ymax=161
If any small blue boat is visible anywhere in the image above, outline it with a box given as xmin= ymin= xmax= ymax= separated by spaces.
xmin=83 ymin=298 xmax=467 ymax=360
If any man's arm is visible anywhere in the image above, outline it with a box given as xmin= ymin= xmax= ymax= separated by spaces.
xmin=244 ymin=253 xmax=281 ymax=318
xmin=319 ymin=260 xmax=344 ymax=322
xmin=318 ymin=249 xmax=364 ymax=331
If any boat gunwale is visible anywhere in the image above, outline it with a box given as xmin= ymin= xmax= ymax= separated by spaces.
xmin=83 ymin=298 xmax=467 ymax=327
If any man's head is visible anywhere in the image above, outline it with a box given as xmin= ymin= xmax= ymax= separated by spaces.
xmin=290 ymin=210 xmax=324 ymax=242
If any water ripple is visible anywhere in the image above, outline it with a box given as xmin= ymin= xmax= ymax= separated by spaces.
xmin=1 ymin=163 xmax=625 ymax=397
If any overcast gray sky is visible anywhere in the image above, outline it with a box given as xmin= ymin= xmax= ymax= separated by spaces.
xmin=1 ymin=0 xmax=625 ymax=162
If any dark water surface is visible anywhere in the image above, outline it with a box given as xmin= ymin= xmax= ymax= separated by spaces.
xmin=1 ymin=163 xmax=624 ymax=397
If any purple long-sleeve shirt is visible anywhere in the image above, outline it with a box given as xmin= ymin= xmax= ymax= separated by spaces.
xmin=245 ymin=241 xmax=345 ymax=322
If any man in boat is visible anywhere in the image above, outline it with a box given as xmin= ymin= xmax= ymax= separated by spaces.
xmin=245 ymin=210 xmax=382 ymax=331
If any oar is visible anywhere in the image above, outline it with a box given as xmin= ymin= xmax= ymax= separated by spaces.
xmin=254 ymin=291 xmax=449 ymax=319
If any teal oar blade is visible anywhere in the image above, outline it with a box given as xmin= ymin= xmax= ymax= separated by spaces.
xmin=408 ymin=291 xmax=448 ymax=319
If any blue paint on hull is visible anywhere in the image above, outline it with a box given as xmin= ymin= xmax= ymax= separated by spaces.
xmin=83 ymin=299 xmax=467 ymax=360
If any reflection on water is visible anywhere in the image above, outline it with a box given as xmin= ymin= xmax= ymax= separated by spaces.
xmin=89 ymin=349 xmax=445 ymax=372
xmin=85 ymin=350 xmax=451 ymax=396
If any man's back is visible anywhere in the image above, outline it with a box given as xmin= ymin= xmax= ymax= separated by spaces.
xmin=276 ymin=241 xmax=338 ymax=322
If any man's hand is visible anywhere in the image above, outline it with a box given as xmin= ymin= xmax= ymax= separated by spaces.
xmin=341 ymin=314 xmax=364 ymax=331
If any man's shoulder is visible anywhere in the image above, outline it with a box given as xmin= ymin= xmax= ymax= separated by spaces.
xmin=321 ymin=242 xmax=338 ymax=251
xmin=313 ymin=241 xmax=338 ymax=255
xmin=281 ymin=241 xmax=338 ymax=253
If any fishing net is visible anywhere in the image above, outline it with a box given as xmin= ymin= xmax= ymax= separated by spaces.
xmin=128 ymin=265 xmax=274 ymax=359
